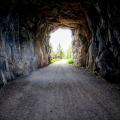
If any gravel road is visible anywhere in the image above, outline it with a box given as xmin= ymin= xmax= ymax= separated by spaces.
xmin=0 ymin=60 xmax=120 ymax=120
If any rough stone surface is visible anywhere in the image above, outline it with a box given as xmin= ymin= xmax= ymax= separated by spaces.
xmin=0 ymin=15 xmax=49 ymax=85
xmin=83 ymin=0 xmax=120 ymax=82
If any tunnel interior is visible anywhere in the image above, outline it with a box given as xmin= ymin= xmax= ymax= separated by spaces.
xmin=0 ymin=0 xmax=120 ymax=85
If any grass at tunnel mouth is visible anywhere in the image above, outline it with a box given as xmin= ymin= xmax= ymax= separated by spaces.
xmin=68 ymin=58 xmax=74 ymax=64
xmin=50 ymin=58 xmax=62 ymax=64
xmin=50 ymin=58 xmax=74 ymax=65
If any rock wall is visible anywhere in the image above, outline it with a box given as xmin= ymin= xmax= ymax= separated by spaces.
xmin=0 ymin=15 xmax=49 ymax=85
xmin=72 ymin=27 xmax=90 ymax=67
xmin=72 ymin=0 xmax=120 ymax=82
xmin=36 ymin=23 xmax=50 ymax=67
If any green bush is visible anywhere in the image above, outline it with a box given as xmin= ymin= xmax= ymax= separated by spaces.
xmin=68 ymin=58 xmax=74 ymax=64
xmin=50 ymin=58 xmax=61 ymax=64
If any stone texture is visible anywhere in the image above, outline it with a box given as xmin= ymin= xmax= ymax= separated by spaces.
xmin=72 ymin=0 xmax=120 ymax=82
xmin=0 ymin=15 xmax=49 ymax=85
xmin=83 ymin=0 xmax=120 ymax=82
xmin=72 ymin=28 xmax=89 ymax=67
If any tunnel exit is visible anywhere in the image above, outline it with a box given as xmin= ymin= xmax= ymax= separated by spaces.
xmin=49 ymin=28 xmax=73 ymax=64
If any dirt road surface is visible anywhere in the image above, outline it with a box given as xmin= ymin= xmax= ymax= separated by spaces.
xmin=0 ymin=60 xmax=120 ymax=120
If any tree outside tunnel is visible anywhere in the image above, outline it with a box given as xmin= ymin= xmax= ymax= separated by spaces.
xmin=49 ymin=28 xmax=73 ymax=64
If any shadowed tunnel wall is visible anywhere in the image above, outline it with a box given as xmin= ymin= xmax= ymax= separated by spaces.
xmin=0 ymin=0 xmax=120 ymax=85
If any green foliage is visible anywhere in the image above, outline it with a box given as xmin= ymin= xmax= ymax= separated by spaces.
xmin=57 ymin=43 xmax=64 ymax=59
xmin=50 ymin=58 xmax=61 ymax=64
xmin=67 ymin=47 xmax=72 ymax=59
xmin=67 ymin=47 xmax=74 ymax=64
xmin=68 ymin=58 xmax=74 ymax=64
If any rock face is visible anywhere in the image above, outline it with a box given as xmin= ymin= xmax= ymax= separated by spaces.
xmin=0 ymin=15 xmax=49 ymax=85
xmin=72 ymin=27 xmax=90 ymax=67
xmin=88 ymin=1 xmax=120 ymax=82
xmin=0 ymin=0 xmax=120 ymax=84
xmin=72 ymin=0 xmax=120 ymax=82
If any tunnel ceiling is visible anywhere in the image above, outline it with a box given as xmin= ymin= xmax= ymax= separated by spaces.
xmin=1 ymin=0 xmax=118 ymax=37
xmin=0 ymin=0 xmax=90 ymax=32
xmin=0 ymin=0 xmax=120 ymax=29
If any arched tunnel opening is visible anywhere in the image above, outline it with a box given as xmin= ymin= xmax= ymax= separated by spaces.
xmin=49 ymin=28 xmax=73 ymax=61
xmin=0 ymin=0 xmax=120 ymax=119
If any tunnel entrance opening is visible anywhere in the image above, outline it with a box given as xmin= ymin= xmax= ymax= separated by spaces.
xmin=49 ymin=28 xmax=73 ymax=64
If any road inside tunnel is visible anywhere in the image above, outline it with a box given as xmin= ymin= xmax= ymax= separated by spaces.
xmin=0 ymin=60 xmax=120 ymax=120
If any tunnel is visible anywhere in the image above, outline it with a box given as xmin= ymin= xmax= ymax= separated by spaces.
xmin=0 ymin=0 xmax=120 ymax=119
xmin=0 ymin=0 xmax=120 ymax=84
